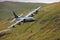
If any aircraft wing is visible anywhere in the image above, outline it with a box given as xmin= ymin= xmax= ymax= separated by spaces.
xmin=8 ymin=18 xmax=24 ymax=28
xmin=10 ymin=18 xmax=16 ymax=23
xmin=25 ymin=6 xmax=41 ymax=17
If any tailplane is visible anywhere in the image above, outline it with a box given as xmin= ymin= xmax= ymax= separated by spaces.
xmin=13 ymin=11 xmax=19 ymax=18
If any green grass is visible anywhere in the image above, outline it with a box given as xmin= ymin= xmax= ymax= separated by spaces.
xmin=0 ymin=2 xmax=60 ymax=40
xmin=0 ymin=2 xmax=46 ymax=21
xmin=0 ymin=2 xmax=46 ymax=30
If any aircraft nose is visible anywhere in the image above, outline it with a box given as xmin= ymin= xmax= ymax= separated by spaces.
xmin=33 ymin=18 xmax=35 ymax=21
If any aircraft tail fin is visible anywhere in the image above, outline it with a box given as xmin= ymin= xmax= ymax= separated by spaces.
xmin=13 ymin=11 xmax=19 ymax=18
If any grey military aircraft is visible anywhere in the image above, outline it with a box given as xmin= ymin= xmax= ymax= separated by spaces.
xmin=8 ymin=6 xmax=41 ymax=28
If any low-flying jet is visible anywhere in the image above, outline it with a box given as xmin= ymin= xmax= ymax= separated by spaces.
xmin=8 ymin=6 xmax=41 ymax=28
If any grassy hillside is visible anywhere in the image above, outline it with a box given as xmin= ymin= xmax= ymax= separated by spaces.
xmin=0 ymin=2 xmax=60 ymax=40
xmin=0 ymin=2 xmax=47 ymax=30
xmin=0 ymin=1 xmax=46 ymax=21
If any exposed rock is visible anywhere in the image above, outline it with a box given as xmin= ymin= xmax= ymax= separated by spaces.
xmin=0 ymin=29 xmax=11 ymax=37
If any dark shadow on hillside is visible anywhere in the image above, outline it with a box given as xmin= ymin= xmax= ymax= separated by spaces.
xmin=0 ymin=32 xmax=11 ymax=38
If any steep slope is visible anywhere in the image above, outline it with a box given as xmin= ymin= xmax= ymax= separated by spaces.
xmin=0 ymin=2 xmax=46 ymax=21
xmin=0 ymin=2 xmax=60 ymax=40
xmin=0 ymin=2 xmax=47 ymax=30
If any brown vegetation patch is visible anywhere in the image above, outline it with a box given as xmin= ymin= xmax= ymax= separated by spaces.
xmin=0 ymin=29 xmax=11 ymax=37
xmin=40 ymin=19 xmax=49 ymax=24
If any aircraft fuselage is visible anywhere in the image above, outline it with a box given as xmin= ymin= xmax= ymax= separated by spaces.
xmin=23 ymin=17 xmax=35 ymax=22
